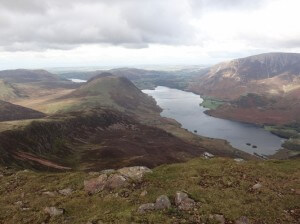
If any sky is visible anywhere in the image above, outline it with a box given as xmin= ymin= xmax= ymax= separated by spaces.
xmin=0 ymin=0 xmax=300 ymax=70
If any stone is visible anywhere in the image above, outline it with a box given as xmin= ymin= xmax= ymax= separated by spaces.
xmin=252 ymin=183 xmax=262 ymax=190
xmin=178 ymin=198 xmax=196 ymax=211
xmin=42 ymin=191 xmax=57 ymax=197
xmin=14 ymin=201 xmax=23 ymax=207
xmin=203 ymin=152 xmax=214 ymax=159
xmin=117 ymin=166 xmax=152 ymax=181
xmin=84 ymin=174 xmax=108 ymax=194
xmin=106 ymin=174 xmax=128 ymax=190
xmin=175 ymin=191 xmax=195 ymax=211
xmin=58 ymin=188 xmax=73 ymax=196
xmin=175 ymin=191 xmax=189 ymax=206
xmin=44 ymin=207 xmax=64 ymax=217
xmin=140 ymin=190 xmax=148 ymax=197
xmin=234 ymin=158 xmax=245 ymax=163
xmin=155 ymin=195 xmax=171 ymax=210
xmin=137 ymin=203 xmax=156 ymax=214
xmin=235 ymin=216 xmax=249 ymax=224
xmin=209 ymin=214 xmax=225 ymax=224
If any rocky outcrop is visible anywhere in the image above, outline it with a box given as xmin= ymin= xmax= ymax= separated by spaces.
xmin=138 ymin=195 xmax=171 ymax=213
xmin=117 ymin=166 xmax=152 ymax=181
xmin=84 ymin=166 xmax=151 ymax=194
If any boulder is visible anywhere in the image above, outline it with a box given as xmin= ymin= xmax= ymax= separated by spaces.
xmin=155 ymin=195 xmax=171 ymax=210
xmin=137 ymin=203 xmax=155 ymax=214
xmin=44 ymin=207 xmax=64 ymax=217
xmin=175 ymin=191 xmax=195 ymax=211
xmin=203 ymin=152 xmax=214 ymax=159
xmin=235 ymin=216 xmax=249 ymax=224
xmin=84 ymin=174 xmax=108 ymax=194
xmin=58 ymin=188 xmax=73 ymax=196
xmin=117 ymin=166 xmax=152 ymax=181
xmin=106 ymin=174 xmax=128 ymax=190
xmin=209 ymin=214 xmax=225 ymax=224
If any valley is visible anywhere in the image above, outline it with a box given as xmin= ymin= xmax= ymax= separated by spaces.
xmin=0 ymin=53 xmax=299 ymax=224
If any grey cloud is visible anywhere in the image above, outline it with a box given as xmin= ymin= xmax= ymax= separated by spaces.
xmin=0 ymin=0 xmax=195 ymax=51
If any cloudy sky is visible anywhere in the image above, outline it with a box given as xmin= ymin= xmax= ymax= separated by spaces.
xmin=0 ymin=0 xmax=299 ymax=69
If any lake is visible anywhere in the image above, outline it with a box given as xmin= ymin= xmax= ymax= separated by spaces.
xmin=143 ymin=86 xmax=285 ymax=156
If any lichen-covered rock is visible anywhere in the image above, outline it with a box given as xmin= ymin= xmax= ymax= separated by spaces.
xmin=58 ymin=188 xmax=73 ymax=196
xmin=209 ymin=214 xmax=225 ymax=224
xmin=155 ymin=195 xmax=171 ymax=210
xmin=137 ymin=203 xmax=155 ymax=214
xmin=106 ymin=174 xmax=128 ymax=190
xmin=175 ymin=191 xmax=195 ymax=210
xmin=252 ymin=183 xmax=262 ymax=190
xmin=44 ymin=207 xmax=64 ymax=217
xmin=117 ymin=166 xmax=152 ymax=181
xmin=235 ymin=216 xmax=250 ymax=224
xmin=84 ymin=174 xmax=108 ymax=194
xmin=42 ymin=191 xmax=57 ymax=197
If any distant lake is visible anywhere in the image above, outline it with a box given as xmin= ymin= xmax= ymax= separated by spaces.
xmin=143 ymin=86 xmax=285 ymax=156
xmin=69 ymin=78 xmax=87 ymax=83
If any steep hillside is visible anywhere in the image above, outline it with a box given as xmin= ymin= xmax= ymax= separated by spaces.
xmin=0 ymin=108 xmax=207 ymax=171
xmin=0 ymin=100 xmax=45 ymax=122
xmin=0 ymin=79 xmax=19 ymax=101
xmin=189 ymin=52 xmax=300 ymax=100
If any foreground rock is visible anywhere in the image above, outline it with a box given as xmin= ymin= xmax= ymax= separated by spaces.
xmin=137 ymin=203 xmax=156 ymax=214
xmin=117 ymin=166 xmax=152 ymax=181
xmin=58 ymin=188 xmax=73 ymax=196
xmin=203 ymin=152 xmax=214 ymax=159
xmin=84 ymin=174 xmax=108 ymax=194
xmin=44 ymin=207 xmax=64 ymax=217
xmin=209 ymin=214 xmax=225 ymax=224
xmin=84 ymin=166 xmax=151 ymax=194
xmin=252 ymin=183 xmax=262 ymax=190
xmin=235 ymin=216 xmax=250 ymax=224
xmin=175 ymin=191 xmax=195 ymax=210
xmin=155 ymin=195 xmax=171 ymax=210
xmin=138 ymin=195 xmax=171 ymax=213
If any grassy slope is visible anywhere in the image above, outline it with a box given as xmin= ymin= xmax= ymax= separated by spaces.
xmin=0 ymin=80 xmax=18 ymax=101
xmin=0 ymin=157 xmax=299 ymax=223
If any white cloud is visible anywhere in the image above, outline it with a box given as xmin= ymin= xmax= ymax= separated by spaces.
xmin=0 ymin=0 xmax=299 ymax=69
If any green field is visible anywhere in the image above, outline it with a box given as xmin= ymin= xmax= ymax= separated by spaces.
xmin=200 ymin=98 xmax=224 ymax=110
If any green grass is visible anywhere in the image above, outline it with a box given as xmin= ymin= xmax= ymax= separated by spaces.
xmin=200 ymin=98 xmax=224 ymax=110
xmin=0 ymin=157 xmax=299 ymax=223
xmin=265 ymin=124 xmax=300 ymax=151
